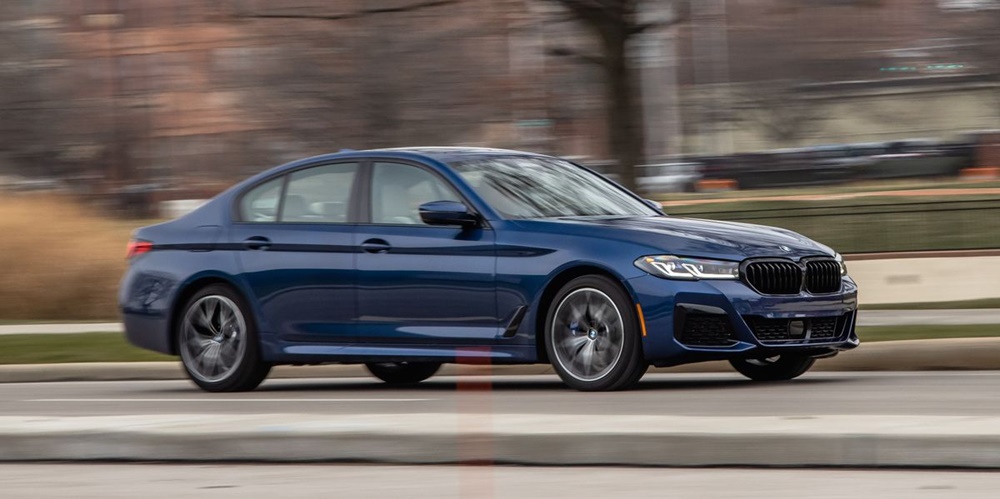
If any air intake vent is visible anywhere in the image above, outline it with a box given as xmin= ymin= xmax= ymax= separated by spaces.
xmin=805 ymin=259 xmax=842 ymax=294
xmin=676 ymin=313 xmax=736 ymax=347
xmin=744 ymin=314 xmax=850 ymax=345
xmin=743 ymin=261 xmax=803 ymax=295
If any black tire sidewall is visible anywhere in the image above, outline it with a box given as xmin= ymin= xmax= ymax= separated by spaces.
xmin=545 ymin=275 xmax=646 ymax=391
xmin=729 ymin=355 xmax=815 ymax=381
xmin=365 ymin=362 xmax=442 ymax=384
xmin=177 ymin=284 xmax=270 ymax=392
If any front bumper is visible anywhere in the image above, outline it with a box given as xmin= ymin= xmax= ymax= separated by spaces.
xmin=627 ymin=274 xmax=859 ymax=367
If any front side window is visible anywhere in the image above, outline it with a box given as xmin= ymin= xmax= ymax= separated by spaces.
xmin=280 ymin=163 xmax=359 ymax=223
xmin=451 ymin=156 xmax=658 ymax=219
xmin=370 ymin=162 xmax=460 ymax=225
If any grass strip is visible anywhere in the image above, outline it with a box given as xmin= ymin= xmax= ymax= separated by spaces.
xmin=0 ymin=327 xmax=998 ymax=364
xmin=659 ymin=179 xmax=1000 ymax=202
xmin=0 ymin=332 xmax=173 ymax=365
xmin=857 ymin=324 xmax=1000 ymax=343
xmin=860 ymin=298 xmax=1000 ymax=310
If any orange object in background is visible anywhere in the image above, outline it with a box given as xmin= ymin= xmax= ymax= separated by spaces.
xmin=974 ymin=131 xmax=1000 ymax=169
xmin=697 ymin=179 xmax=739 ymax=192
xmin=960 ymin=167 xmax=1000 ymax=180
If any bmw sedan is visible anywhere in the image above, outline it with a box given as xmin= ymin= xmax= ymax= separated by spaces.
xmin=120 ymin=147 xmax=858 ymax=392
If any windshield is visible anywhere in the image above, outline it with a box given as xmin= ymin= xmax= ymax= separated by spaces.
xmin=451 ymin=156 xmax=659 ymax=219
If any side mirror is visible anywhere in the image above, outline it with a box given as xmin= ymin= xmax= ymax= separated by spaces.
xmin=643 ymin=199 xmax=665 ymax=214
xmin=419 ymin=200 xmax=480 ymax=228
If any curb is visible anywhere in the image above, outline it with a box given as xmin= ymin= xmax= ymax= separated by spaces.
xmin=2 ymin=338 xmax=1000 ymax=384
xmin=2 ymin=413 xmax=1000 ymax=468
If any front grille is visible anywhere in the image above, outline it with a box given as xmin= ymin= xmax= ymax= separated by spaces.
xmin=676 ymin=313 xmax=736 ymax=347
xmin=805 ymin=259 xmax=842 ymax=294
xmin=743 ymin=261 xmax=803 ymax=295
xmin=744 ymin=314 xmax=849 ymax=344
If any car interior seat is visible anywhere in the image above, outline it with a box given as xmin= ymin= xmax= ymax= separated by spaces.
xmin=377 ymin=183 xmax=417 ymax=224
xmin=282 ymin=194 xmax=310 ymax=221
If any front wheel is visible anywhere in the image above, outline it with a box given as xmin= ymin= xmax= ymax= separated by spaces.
xmin=365 ymin=362 xmax=441 ymax=384
xmin=729 ymin=354 xmax=815 ymax=381
xmin=545 ymin=275 xmax=648 ymax=391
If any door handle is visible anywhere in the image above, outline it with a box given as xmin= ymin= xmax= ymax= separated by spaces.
xmin=243 ymin=236 xmax=272 ymax=251
xmin=361 ymin=238 xmax=391 ymax=254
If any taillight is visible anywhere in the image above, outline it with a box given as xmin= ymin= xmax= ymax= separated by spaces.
xmin=126 ymin=239 xmax=153 ymax=260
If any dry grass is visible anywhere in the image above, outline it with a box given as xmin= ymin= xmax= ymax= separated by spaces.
xmin=0 ymin=194 xmax=139 ymax=321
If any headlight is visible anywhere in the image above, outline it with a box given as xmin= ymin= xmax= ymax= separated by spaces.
xmin=835 ymin=253 xmax=848 ymax=276
xmin=634 ymin=255 xmax=740 ymax=281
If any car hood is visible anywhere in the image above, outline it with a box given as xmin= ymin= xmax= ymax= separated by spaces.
xmin=522 ymin=216 xmax=834 ymax=261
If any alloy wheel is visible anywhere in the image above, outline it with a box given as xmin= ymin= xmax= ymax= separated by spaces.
xmin=550 ymin=287 xmax=626 ymax=382
xmin=179 ymin=295 xmax=247 ymax=384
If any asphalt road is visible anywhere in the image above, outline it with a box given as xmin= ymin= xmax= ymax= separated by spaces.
xmin=2 ymin=371 xmax=999 ymax=417
xmin=1 ymin=464 xmax=998 ymax=499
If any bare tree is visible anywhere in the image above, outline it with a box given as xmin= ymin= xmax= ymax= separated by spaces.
xmin=964 ymin=5 xmax=1000 ymax=117
xmin=542 ymin=0 xmax=685 ymax=190
xmin=0 ymin=24 xmax=63 ymax=176
xmin=228 ymin=0 xmax=507 ymax=153
xmin=0 ymin=14 xmax=139 ymax=184
xmin=731 ymin=81 xmax=825 ymax=147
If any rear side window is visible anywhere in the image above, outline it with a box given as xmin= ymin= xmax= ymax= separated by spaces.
xmin=240 ymin=177 xmax=284 ymax=222
xmin=280 ymin=163 xmax=359 ymax=223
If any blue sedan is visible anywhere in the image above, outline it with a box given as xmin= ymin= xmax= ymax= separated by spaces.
xmin=120 ymin=147 xmax=858 ymax=392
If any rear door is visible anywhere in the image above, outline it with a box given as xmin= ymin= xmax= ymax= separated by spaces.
xmin=231 ymin=161 xmax=360 ymax=344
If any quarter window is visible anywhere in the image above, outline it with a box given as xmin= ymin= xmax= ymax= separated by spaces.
xmin=239 ymin=177 xmax=283 ymax=222
xmin=370 ymin=162 xmax=460 ymax=225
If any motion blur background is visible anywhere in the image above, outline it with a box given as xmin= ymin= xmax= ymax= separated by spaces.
xmin=0 ymin=0 xmax=998 ymax=323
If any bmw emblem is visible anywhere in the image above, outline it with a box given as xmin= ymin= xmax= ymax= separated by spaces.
xmin=779 ymin=245 xmax=791 ymax=252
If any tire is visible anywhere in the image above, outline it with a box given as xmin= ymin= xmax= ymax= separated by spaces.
xmin=545 ymin=275 xmax=648 ymax=391
xmin=177 ymin=284 xmax=271 ymax=392
xmin=365 ymin=362 xmax=441 ymax=384
xmin=729 ymin=354 xmax=815 ymax=381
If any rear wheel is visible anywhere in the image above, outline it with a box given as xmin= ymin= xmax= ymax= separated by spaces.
xmin=177 ymin=284 xmax=270 ymax=392
xmin=545 ymin=275 xmax=647 ymax=391
xmin=729 ymin=354 xmax=815 ymax=381
xmin=365 ymin=362 xmax=441 ymax=384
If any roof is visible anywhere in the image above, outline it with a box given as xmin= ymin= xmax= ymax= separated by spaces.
xmin=365 ymin=146 xmax=547 ymax=163
xmin=247 ymin=147 xmax=553 ymax=186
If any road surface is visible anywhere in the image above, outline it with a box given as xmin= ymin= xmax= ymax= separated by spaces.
xmin=1 ymin=463 xmax=997 ymax=499
xmin=2 ymin=371 xmax=999 ymax=417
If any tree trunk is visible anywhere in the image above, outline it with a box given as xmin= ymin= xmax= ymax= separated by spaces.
xmin=600 ymin=27 xmax=645 ymax=192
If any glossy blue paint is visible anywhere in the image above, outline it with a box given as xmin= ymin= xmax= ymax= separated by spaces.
xmin=121 ymin=147 xmax=859 ymax=367
xmin=354 ymin=224 xmax=498 ymax=344
xmin=231 ymin=222 xmax=356 ymax=345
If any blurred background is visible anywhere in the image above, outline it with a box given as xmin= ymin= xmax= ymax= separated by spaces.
xmin=0 ymin=0 xmax=998 ymax=323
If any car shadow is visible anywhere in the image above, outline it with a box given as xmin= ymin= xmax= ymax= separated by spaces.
xmin=227 ymin=374 xmax=852 ymax=393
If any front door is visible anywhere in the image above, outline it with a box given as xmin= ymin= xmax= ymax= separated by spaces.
xmin=355 ymin=161 xmax=498 ymax=345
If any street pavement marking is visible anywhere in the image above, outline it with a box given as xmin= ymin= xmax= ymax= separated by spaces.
xmin=27 ymin=398 xmax=436 ymax=403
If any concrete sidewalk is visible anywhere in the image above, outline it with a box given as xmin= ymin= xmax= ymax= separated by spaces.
xmin=2 ymin=412 xmax=1000 ymax=468
xmin=0 ymin=323 xmax=122 ymax=335
xmin=3 ymin=338 xmax=1000 ymax=468
xmin=2 ymin=310 xmax=999 ymax=335
xmin=2 ymin=337 xmax=1000 ymax=383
